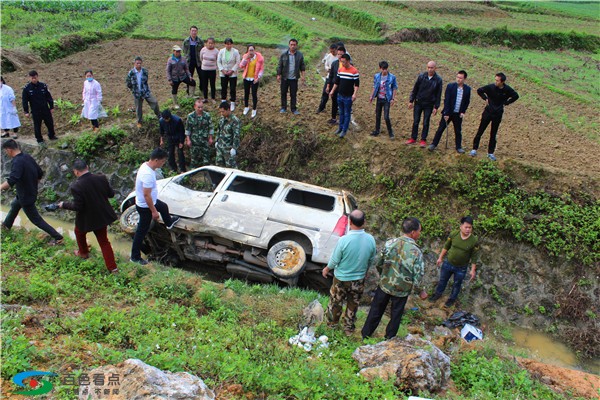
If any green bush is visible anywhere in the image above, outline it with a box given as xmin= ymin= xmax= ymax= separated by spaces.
xmin=452 ymin=350 xmax=561 ymax=399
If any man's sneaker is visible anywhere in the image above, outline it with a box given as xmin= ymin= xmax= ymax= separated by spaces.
xmin=279 ymin=108 xmax=287 ymax=113
xmin=389 ymin=134 xmax=395 ymax=140
xmin=469 ymin=149 xmax=477 ymax=157
xmin=166 ymin=216 xmax=180 ymax=230
xmin=38 ymin=141 xmax=47 ymax=148
xmin=136 ymin=122 xmax=143 ymax=128
xmin=292 ymin=110 xmax=300 ymax=115
xmin=12 ymin=134 xmax=18 ymax=139
xmin=487 ymin=153 xmax=497 ymax=161
xmin=1 ymin=132 xmax=9 ymax=138
xmin=316 ymin=108 xmax=324 ymax=114
xmin=405 ymin=138 xmax=417 ymax=145
xmin=339 ymin=131 xmax=347 ymax=138
xmin=110 ymin=268 xmax=119 ymax=274
xmin=327 ymin=119 xmax=337 ymax=125
xmin=370 ymin=131 xmax=380 ymax=137
xmin=243 ymin=107 xmax=250 ymax=115
xmin=251 ymin=110 xmax=257 ymax=118
xmin=419 ymin=140 xmax=427 ymax=148
xmin=444 ymin=299 xmax=456 ymax=308
xmin=428 ymin=144 xmax=436 ymax=151
xmin=130 ymin=258 xmax=149 ymax=266
xmin=48 ymin=238 xmax=64 ymax=246
xmin=457 ymin=148 xmax=465 ymax=154
xmin=429 ymin=292 xmax=442 ymax=302
xmin=344 ymin=329 xmax=354 ymax=337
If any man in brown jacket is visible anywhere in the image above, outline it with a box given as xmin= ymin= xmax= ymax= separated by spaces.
xmin=59 ymin=160 xmax=118 ymax=273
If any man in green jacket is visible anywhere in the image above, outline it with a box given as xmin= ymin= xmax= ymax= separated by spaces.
xmin=322 ymin=209 xmax=376 ymax=336
xmin=362 ymin=217 xmax=428 ymax=340
xmin=430 ymin=216 xmax=480 ymax=307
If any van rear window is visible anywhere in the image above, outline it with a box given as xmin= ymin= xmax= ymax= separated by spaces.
xmin=227 ymin=176 xmax=279 ymax=197
xmin=285 ymin=189 xmax=335 ymax=211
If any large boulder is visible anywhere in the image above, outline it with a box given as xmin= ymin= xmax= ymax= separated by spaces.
xmin=78 ymin=359 xmax=215 ymax=400
xmin=352 ymin=334 xmax=451 ymax=394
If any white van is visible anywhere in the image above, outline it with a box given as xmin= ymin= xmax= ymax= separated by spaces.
xmin=120 ymin=166 xmax=357 ymax=290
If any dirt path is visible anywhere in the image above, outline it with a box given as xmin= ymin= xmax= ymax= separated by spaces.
xmin=3 ymin=39 xmax=598 ymax=193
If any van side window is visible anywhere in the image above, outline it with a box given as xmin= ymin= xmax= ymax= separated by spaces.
xmin=179 ymin=170 xmax=225 ymax=192
xmin=285 ymin=189 xmax=335 ymax=211
xmin=227 ymin=176 xmax=279 ymax=197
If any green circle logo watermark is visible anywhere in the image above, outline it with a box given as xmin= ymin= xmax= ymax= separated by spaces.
xmin=12 ymin=371 xmax=57 ymax=395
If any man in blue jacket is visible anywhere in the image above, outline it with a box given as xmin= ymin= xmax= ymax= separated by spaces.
xmin=369 ymin=61 xmax=398 ymax=139
xmin=428 ymin=70 xmax=471 ymax=153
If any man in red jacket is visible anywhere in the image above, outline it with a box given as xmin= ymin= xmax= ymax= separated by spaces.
xmin=59 ymin=159 xmax=118 ymax=273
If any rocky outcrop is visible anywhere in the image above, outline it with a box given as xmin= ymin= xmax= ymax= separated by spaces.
xmin=78 ymin=359 xmax=215 ymax=400
xmin=352 ymin=334 xmax=451 ymax=394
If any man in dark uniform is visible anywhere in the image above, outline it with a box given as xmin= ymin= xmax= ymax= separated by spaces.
xmin=159 ymin=109 xmax=186 ymax=173
xmin=1 ymin=139 xmax=63 ymax=245
xmin=470 ymin=72 xmax=519 ymax=161
xmin=59 ymin=160 xmax=119 ymax=273
xmin=22 ymin=70 xmax=57 ymax=145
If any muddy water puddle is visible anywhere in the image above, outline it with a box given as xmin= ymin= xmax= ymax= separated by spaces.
xmin=512 ymin=328 xmax=599 ymax=374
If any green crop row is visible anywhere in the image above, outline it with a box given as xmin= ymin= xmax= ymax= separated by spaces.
xmin=2 ymin=0 xmax=115 ymax=13
xmin=2 ymin=1 xmax=141 ymax=63
xmin=291 ymin=0 xmax=384 ymax=37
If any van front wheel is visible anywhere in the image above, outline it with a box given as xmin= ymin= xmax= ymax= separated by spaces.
xmin=267 ymin=240 xmax=307 ymax=278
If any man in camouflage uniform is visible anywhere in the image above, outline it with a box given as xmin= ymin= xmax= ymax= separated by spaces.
xmin=322 ymin=210 xmax=376 ymax=336
xmin=361 ymin=217 xmax=428 ymax=340
xmin=185 ymin=99 xmax=213 ymax=168
xmin=215 ymin=101 xmax=240 ymax=168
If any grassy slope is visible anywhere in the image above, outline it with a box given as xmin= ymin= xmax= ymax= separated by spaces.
xmin=1 ymin=229 xmax=580 ymax=400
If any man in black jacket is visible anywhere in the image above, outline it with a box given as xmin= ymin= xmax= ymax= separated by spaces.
xmin=428 ymin=70 xmax=471 ymax=153
xmin=276 ymin=38 xmax=306 ymax=115
xmin=59 ymin=160 xmax=118 ymax=273
xmin=22 ymin=70 xmax=58 ymax=145
xmin=322 ymin=46 xmax=347 ymax=125
xmin=470 ymin=73 xmax=519 ymax=161
xmin=1 ymin=140 xmax=63 ymax=244
xmin=407 ymin=61 xmax=443 ymax=147
xmin=159 ymin=109 xmax=186 ymax=173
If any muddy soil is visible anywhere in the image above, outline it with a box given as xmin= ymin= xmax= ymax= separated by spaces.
xmin=3 ymin=40 xmax=599 ymax=195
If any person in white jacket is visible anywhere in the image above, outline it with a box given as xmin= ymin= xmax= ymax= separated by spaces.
xmin=0 ymin=77 xmax=21 ymax=139
xmin=217 ymin=38 xmax=241 ymax=111
xmin=81 ymin=70 xmax=104 ymax=132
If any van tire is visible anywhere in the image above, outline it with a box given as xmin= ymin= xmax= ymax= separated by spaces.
xmin=120 ymin=204 xmax=155 ymax=234
xmin=267 ymin=240 xmax=307 ymax=278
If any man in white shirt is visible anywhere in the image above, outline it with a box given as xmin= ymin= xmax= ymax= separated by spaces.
xmin=130 ymin=148 xmax=180 ymax=265
xmin=316 ymin=43 xmax=338 ymax=114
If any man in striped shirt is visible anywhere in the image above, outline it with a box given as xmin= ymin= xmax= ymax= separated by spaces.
xmin=330 ymin=54 xmax=359 ymax=138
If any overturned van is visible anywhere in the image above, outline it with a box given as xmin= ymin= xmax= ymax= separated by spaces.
xmin=120 ymin=166 xmax=357 ymax=290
